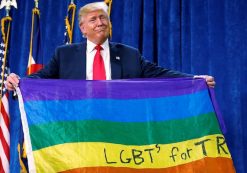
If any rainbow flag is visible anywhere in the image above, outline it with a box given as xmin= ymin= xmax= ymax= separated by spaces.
xmin=16 ymin=78 xmax=236 ymax=173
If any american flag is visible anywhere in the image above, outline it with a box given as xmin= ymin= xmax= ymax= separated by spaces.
xmin=0 ymin=17 xmax=11 ymax=173
xmin=64 ymin=2 xmax=76 ymax=44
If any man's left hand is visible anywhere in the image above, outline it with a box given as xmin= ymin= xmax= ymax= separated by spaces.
xmin=194 ymin=75 xmax=216 ymax=88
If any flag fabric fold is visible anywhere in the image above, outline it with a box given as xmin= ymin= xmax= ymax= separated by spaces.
xmin=0 ymin=16 xmax=12 ymax=173
xmin=16 ymin=78 xmax=236 ymax=173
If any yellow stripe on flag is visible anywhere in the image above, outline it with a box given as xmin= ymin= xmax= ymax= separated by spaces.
xmin=33 ymin=134 xmax=231 ymax=172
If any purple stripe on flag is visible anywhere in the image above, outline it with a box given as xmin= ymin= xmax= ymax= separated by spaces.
xmin=19 ymin=78 xmax=208 ymax=101
xmin=208 ymin=88 xmax=227 ymax=134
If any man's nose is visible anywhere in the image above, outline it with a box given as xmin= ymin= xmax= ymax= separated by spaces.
xmin=96 ymin=17 xmax=103 ymax=25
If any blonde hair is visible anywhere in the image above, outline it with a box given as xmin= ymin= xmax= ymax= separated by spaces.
xmin=78 ymin=2 xmax=109 ymax=25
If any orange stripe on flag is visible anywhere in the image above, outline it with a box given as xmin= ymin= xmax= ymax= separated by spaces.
xmin=60 ymin=157 xmax=235 ymax=173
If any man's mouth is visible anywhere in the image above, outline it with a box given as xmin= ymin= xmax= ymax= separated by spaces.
xmin=96 ymin=26 xmax=106 ymax=32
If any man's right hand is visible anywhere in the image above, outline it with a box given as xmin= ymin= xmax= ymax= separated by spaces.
xmin=6 ymin=73 xmax=20 ymax=91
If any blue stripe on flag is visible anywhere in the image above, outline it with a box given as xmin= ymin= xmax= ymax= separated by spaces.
xmin=24 ymin=90 xmax=214 ymax=125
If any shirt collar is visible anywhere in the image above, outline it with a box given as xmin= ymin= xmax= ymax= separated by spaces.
xmin=87 ymin=39 xmax=109 ymax=53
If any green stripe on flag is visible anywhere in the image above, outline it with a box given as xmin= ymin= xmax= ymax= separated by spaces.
xmin=30 ymin=112 xmax=221 ymax=150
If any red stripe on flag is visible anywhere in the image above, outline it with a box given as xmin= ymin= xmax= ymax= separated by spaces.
xmin=0 ymin=102 xmax=9 ymax=132
xmin=0 ymin=158 xmax=3 ymax=172
xmin=0 ymin=127 xmax=10 ymax=161
xmin=27 ymin=64 xmax=43 ymax=75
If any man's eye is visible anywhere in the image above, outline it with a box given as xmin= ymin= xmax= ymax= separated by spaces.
xmin=89 ymin=18 xmax=96 ymax=22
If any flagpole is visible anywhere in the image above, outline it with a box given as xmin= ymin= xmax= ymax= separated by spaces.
xmin=64 ymin=0 xmax=76 ymax=44
xmin=104 ymin=0 xmax=113 ymax=37
xmin=27 ymin=0 xmax=43 ymax=75
xmin=28 ymin=0 xmax=39 ymax=75
xmin=69 ymin=0 xmax=76 ymax=43
xmin=0 ymin=17 xmax=11 ymax=103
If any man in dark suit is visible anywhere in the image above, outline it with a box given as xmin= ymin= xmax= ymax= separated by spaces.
xmin=6 ymin=2 xmax=215 ymax=90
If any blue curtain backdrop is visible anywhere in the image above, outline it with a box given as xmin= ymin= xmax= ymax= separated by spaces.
xmin=1 ymin=0 xmax=245 ymax=172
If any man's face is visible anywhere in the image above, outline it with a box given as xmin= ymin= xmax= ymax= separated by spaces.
xmin=79 ymin=10 xmax=110 ymax=45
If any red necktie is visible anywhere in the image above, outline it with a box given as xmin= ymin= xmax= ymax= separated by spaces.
xmin=93 ymin=45 xmax=106 ymax=80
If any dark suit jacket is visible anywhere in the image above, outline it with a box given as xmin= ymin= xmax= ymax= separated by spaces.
xmin=29 ymin=42 xmax=192 ymax=79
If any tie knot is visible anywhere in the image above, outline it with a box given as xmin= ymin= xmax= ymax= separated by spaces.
xmin=95 ymin=45 xmax=103 ymax=51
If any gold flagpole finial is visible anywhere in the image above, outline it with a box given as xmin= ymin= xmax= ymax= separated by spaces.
xmin=0 ymin=0 xmax=17 ymax=16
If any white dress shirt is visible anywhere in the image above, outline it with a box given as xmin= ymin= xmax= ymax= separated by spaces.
xmin=86 ymin=39 xmax=111 ymax=80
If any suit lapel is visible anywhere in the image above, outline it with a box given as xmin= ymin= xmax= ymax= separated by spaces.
xmin=110 ymin=43 xmax=122 ymax=79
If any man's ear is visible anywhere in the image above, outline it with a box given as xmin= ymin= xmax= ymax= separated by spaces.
xmin=79 ymin=23 xmax=86 ymax=36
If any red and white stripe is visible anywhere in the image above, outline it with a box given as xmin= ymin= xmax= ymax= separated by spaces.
xmin=27 ymin=54 xmax=43 ymax=75
xmin=0 ymin=93 xmax=10 ymax=173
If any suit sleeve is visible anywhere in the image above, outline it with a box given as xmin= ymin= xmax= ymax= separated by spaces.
xmin=28 ymin=48 xmax=60 ymax=79
xmin=138 ymin=51 xmax=193 ymax=78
